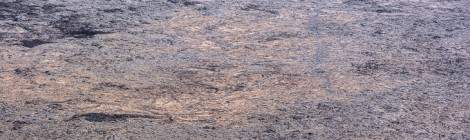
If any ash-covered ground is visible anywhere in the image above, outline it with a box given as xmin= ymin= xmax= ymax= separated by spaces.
xmin=1 ymin=0 xmax=470 ymax=139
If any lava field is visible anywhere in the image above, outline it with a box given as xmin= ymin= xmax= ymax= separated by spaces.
xmin=1 ymin=0 xmax=470 ymax=139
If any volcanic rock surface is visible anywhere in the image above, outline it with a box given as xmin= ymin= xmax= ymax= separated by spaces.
xmin=1 ymin=0 xmax=470 ymax=139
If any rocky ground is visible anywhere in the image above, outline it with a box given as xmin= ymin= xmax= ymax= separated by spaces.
xmin=1 ymin=0 xmax=470 ymax=139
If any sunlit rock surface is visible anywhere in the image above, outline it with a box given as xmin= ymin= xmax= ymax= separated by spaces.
xmin=1 ymin=0 xmax=470 ymax=139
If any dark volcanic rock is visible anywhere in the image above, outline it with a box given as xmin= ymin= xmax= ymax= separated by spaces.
xmin=20 ymin=39 xmax=50 ymax=48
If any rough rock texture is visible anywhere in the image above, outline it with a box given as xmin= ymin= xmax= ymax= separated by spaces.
xmin=1 ymin=0 xmax=470 ymax=139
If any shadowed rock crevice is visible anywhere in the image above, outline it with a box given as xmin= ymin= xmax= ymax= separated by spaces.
xmin=53 ymin=16 xmax=112 ymax=38
xmin=241 ymin=4 xmax=279 ymax=15
xmin=20 ymin=39 xmax=51 ymax=48
xmin=68 ymin=113 xmax=162 ymax=122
